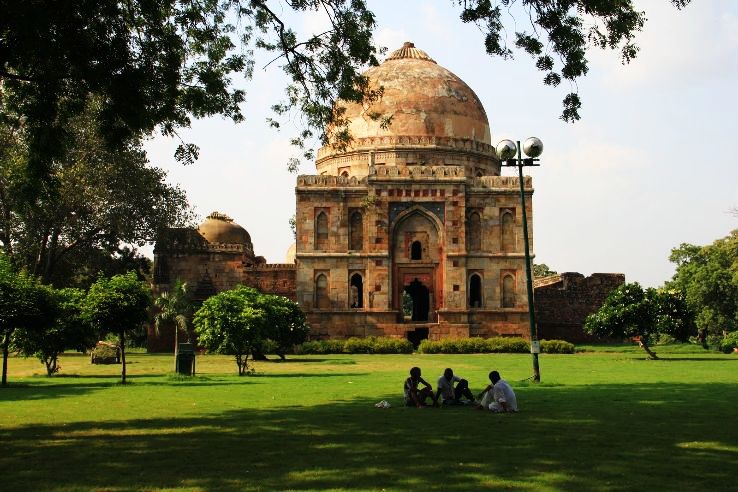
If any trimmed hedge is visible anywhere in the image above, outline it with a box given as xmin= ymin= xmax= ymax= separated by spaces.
xmin=540 ymin=339 xmax=576 ymax=354
xmin=418 ymin=337 xmax=530 ymax=354
xmin=294 ymin=337 xmax=413 ymax=355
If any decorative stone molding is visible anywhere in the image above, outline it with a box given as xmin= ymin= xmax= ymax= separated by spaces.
xmin=368 ymin=165 xmax=466 ymax=179
xmin=296 ymin=175 xmax=368 ymax=187
xmin=469 ymin=176 xmax=532 ymax=189
xmin=317 ymin=135 xmax=495 ymax=160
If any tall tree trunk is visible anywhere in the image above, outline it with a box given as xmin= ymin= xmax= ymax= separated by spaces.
xmin=2 ymin=332 xmax=10 ymax=386
xmin=639 ymin=340 xmax=659 ymax=360
xmin=120 ymin=332 xmax=127 ymax=384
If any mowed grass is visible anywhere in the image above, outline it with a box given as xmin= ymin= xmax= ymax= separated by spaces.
xmin=1 ymin=347 xmax=737 ymax=491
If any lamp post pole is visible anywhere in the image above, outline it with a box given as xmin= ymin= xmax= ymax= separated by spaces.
xmin=497 ymin=138 xmax=542 ymax=383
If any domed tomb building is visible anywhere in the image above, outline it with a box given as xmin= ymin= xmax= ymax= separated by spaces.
xmin=294 ymin=42 xmax=533 ymax=341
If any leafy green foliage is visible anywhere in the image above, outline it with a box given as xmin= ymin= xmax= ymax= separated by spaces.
xmin=192 ymin=286 xmax=309 ymax=372
xmin=13 ymin=287 xmax=94 ymax=376
xmin=0 ymin=103 xmax=192 ymax=286
xmin=584 ymin=282 xmax=696 ymax=359
xmin=718 ymin=331 xmax=738 ymax=354
xmin=540 ymin=340 xmax=575 ymax=354
xmin=0 ymin=253 xmax=48 ymax=384
xmin=533 ymin=263 xmax=558 ymax=278
xmin=293 ymin=337 xmax=412 ymax=354
xmin=154 ymin=279 xmax=193 ymax=354
xmin=0 ymin=0 xmax=382 ymax=173
xmin=667 ymin=231 xmax=738 ymax=338
xmin=82 ymin=272 xmax=151 ymax=383
xmin=418 ymin=337 xmax=530 ymax=354
xmin=456 ymin=1 xmax=691 ymax=122
xmin=193 ymin=286 xmax=267 ymax=375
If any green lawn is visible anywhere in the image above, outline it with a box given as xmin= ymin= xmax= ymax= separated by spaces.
xmin=1 ymin=348 xmax=737 ymax=491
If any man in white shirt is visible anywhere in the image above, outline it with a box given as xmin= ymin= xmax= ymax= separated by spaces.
xmin=436 ymin=368 xmax=475 ymax=405
xmin=477 ymin=370 xmax=518 ymax=412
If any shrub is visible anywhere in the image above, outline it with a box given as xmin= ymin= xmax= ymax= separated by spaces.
xmin=294 ymin=337 xmax=413 ymax=354
xmin=418 ymin=337 xmax=530 ymax=354
xmin=718 ymin=331 xmax=738 ymax=354
xmin=540 ymin=339 xmax=575 ymax=354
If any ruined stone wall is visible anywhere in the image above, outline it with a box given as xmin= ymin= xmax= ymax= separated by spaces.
xmin=534 ymin=272 xmax=625 ymax=343
xmin=243 ymin=264 xmax=297 ymax=300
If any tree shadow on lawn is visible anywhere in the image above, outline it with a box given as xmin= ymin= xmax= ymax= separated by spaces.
xmin=1 ymin=383 xmax=737 ymax=491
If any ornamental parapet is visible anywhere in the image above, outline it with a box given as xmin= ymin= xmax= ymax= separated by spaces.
xmin=205 ymin=243 xmax=252 ymax=255
xmin=296 ymin=175 xmax=368 ymax=187
xmin=468 ymin=176 xmax=532 ymax=190
xmin=368 ymin=165 xmax=466 ymax=180
xmin=248 ymin=263 xmax=297 ymax=270
xmin=317 ymin=135 xmax=495 ymax=161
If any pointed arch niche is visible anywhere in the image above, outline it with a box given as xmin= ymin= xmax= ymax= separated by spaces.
xmin=469 ymin=273 xmax=483 ymax=308
xmin=502 ymin=274 xmax=516 ymax=308
xmin=350 ymin=272 xmax=364 ymax=308
xmin=501 ymin=209 xmax=516 ymax=253
xmin=315 ymin=273 xmax=329 ymax=309
xmin=466 ymin=210 xmax=482 ymax=251
xmin=315 ymin=209 xmax=328 ymax=250
xmin=349 ymin=210 xmax=363 ymax=251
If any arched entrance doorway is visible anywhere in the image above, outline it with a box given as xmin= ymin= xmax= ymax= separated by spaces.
xmin=391 ymin=208 xmax=442 ymax=324
xmin=404 ymin=278 xmax=430 ymax=322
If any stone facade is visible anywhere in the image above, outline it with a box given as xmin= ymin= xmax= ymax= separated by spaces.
xmin=534 ymin=272 xmax=626 ymax=343
xmin=149 ymin=213 xmax=296 ymax=352
xmin=151 ymin=42 xmax=624 ymax=351
xmin=294 ymin=43 xmax=532 ymax=342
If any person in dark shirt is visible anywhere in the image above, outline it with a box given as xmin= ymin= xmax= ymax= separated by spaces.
xmin=403 ymin=366 xmax=438 ymax=408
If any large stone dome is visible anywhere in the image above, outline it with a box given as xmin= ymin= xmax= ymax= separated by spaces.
xmin=198 ymin=212 xmax=254 ymax=255
xmin=316 ymin=42 xmax=497 ymax=177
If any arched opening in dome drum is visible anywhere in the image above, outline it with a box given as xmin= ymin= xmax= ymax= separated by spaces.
xmin=469 ymin=274 xmax=482 ymax=308
xmin=404 ymin=278 xmax=430 ymax=322
xmin=410 ymin=241 xmax=422 ymax=260
xmin=340 ymin=171 xmax=349 ymax=178
xmin=350 ymin=273 xmax=363 ymax=308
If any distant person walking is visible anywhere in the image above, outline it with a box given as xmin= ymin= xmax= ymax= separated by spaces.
xmin=478 ymin=371 xmax=518 ymax=412
xmin=437 ymin=368 xmax=475 ymax=405
xmin=404 ymin=367 xmax=438 ymax=408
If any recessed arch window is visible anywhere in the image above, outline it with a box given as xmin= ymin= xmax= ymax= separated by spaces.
xmin=467 ymin=211 xmax=482 ymax=251
xmin=341 ymin=171 xmax=349 ymax=178
xmin=501 ymin=210 xmax=515 ymax=253
xmin=502 ymin=275 xmax=515 ymax=308
xmin=350 ymin=273 xmax=363 ymax=308
xmin=349 ymin=211 xmax=363 ymax=251
xmin=315 ymin=211 xmax=328 ymax=250
xmin=410 ymin=240 xmax=422 ymax=260
xmin=469 ymin=274 xmax=482 ymax=308
xmin=315 ymin=274 xmax=329 ymax=309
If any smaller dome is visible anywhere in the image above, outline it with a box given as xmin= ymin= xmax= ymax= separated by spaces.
xmin=198 ymin=212 xmax=253 ymax=250
xmin=285 ymin=243 xmax=296 ymax=263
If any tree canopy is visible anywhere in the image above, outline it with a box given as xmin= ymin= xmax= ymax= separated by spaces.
xmin=667 ymin=230 xmax=738 ymax=338
xmin=0 ymin=101 xmax=192 ymax=286
xmin=193 ymin=286 xmax=309 ymax=374
xmin=584 ymin=282 xmax=695 ymax=359
xmin=82 ymin=272 xmax=151 ymax=383
xmin=1 ymin=0 xmax=692 ymax=172
xmin=13 ymin=287 xmax=94 ymax=376
xmin=0 ymin=254 xmax=48 ymax=385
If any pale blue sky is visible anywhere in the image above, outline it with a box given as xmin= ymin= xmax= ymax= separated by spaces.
xmin=144 ymin=0 xmax=738 ymax=288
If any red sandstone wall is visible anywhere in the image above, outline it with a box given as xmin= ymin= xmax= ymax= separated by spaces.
xmin=534 ymin=272 xmax=625 ymax=343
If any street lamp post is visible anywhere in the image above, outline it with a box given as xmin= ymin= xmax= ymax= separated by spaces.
xmin=496 ymin=137 xmax=543 ymax=383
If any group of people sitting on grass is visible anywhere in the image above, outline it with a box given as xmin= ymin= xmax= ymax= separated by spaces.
xmin=403 ymin=366 xmax=518 ymax=412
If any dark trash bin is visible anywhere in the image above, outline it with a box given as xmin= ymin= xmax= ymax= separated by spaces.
xmin=176 ymin=343 xmax=196 ymax=376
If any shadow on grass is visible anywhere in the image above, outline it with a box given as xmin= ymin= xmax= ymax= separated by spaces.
xmin=1 ymin=383 xmax=737 ymax=490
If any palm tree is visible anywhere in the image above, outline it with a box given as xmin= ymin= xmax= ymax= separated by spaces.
xmin=153 ymin=279 xmax=191 ymax=370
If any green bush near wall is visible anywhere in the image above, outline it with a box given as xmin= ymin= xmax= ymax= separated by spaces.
xmin=294 ymin=337 xmax=413 ymax=355
xmin=540 ymin=339 xmax=576 ymax=354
